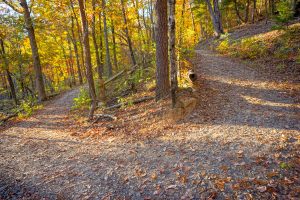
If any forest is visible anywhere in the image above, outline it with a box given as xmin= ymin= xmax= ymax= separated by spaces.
xmin=0 ymin=0 xmax=300 ymax=199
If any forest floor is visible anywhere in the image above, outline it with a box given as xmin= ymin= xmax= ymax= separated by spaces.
xmin=1 ymin=47 xmax=300 ymax=199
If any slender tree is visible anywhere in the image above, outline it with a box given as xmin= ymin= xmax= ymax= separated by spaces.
xmin=102 ymin=0 xmax=113 ymax=77
xmin=78 ymin=0 xmax=97 ymax=119
xmin=92 ymin=0 xmax=106 ymax=103
xmin=205 ymin=0 xmax=224 ymax=37
xmin=169 ymin=0 xmax=177 ymax=107
xmin=121 ymin=0 xmax=137 ymax=67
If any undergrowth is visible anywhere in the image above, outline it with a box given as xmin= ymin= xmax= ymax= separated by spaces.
xmin=215 ymin=23 xmax=300 ymax=68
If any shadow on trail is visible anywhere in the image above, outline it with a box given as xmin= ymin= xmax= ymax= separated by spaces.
xmin=183 ymin=76 xmax=300 ymax=131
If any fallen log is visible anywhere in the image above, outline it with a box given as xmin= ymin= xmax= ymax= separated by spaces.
xmin=105 ymin=96 xmax=155 ymax=110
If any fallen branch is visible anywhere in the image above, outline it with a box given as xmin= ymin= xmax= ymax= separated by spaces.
xmin=104 ymin=70 xmax=126 ymax=85
xmin=0 ymin=113 xmax=17 ymax=123
xmin=105 ymin=96 xmax=155 ymax=110
xmin=92 ymin=114 xmax=117 ymax=124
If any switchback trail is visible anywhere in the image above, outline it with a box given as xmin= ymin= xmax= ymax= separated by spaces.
xmin=0 ymin=50 xmax=299 ymax=199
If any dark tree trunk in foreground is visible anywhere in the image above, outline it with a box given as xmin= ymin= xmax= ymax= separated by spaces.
xmin=205 ymin=0 xmax=224 ymax=37
xmin=155 ymin=0 xmax=170 ymax=100
xmin=78 ymin=0 xmax=97 ymax=119
xmin=169 ymin=0 xmax=177 ymax=108
xmin=20 ymin=0 xmax=47 ymax=101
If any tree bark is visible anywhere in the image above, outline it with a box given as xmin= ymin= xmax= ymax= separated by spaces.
xmin=169 ymin=0 xmax=177 ymax=108
xmin=102 ymin=0 xmax=113 ymax=77
xmin=20 ymin=0 xmax=47 ymax=101
xmin=78 ymin=0 xmax=97 ymax=119
xmin=121 ymin=0 xmax=137 ymax=67
xmin=155 ymin=0 xmax=170 ymax=100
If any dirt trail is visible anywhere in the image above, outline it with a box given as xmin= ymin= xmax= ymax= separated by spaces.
xmin=0 ymin=50 xmax=299 ymax=199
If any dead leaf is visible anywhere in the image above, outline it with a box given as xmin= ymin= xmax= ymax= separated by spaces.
xmin=166 ymin=185 xmax=177 ymax=190
xmin=257 ymin=186 xmax=267 ymax=192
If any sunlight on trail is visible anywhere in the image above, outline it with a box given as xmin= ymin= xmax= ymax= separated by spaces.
xmin=205 ymin=75 xmax=300 ymax=91
xmin=241 ymin=95 xmax=300 ymax=108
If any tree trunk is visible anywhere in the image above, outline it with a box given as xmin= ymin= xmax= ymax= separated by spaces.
xmin=0 ymin=39 xmax=18 ymax=105
xmin=155 ymin=0 xmax=170 ymax=100
xmin=251 ymin=0 xmax=257 ymax=23
xmin=188 ymin=1 xmax=197 ymax=42
xmin=68 ymin=38 xmax=76 ymax=86
xmin=20 ymin=0 xmax=47 ymax=101
xmin=245 ymin=0 xmax=251 ymax=23
xmin=70 ymin=0 xmax=86 ymax=81
xmin=59 ymin=36 xmax=72 ymax=87
xmin=177 ymin=0 xmax=186 ymax=81
xmin=111 ymin=20 xmax=118 ymax=70
xmin=71 ymin=15 xmax=83 ymax=84
xmin=92 ymin=0 xmax=106 ymax=103
xmin=98 ymin=12 xmax=104 ymax=76
xmin=233 ymin=0 xmax=246 ymax=23
xmin=205 ymin=0 xmax=224 ymax=37
xmin=102 ymin=0 xmax=113 ymax=77
xmin=121 ymin=0 xmax=137 ymax=67
xmin=169 ymin=0 xmax=177 ymax=108
xmin=78 ymin=0 xmax=97 ymax=120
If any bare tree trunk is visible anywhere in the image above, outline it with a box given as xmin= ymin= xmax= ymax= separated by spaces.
xmin=177 ymin=0 xmax=186 ymax=81
xmin=98 ymin=12 xmax=104 ymax=76
xmin=20 ymin=0 xmax=46 ymax=101
xmin=188 ymin=1 xmax=197 ymax=42
xmin=68 ymin=38 xmax=76 ymax=86
xmin=205 ymin=0 xmax=224 ymax=37
xmin=70 ymin=0 xmax=85 ymax=81
xmin=245 ymin=0 xmax=251 ymax=23
xmin=71 ymin=15 xmax=83 ymax=84
xmin=169 ymin=0 xmax=177 ymax=108
xmin=111 ymin=20 xmax=118 ymax=70
xmin=121 ymin=0 xmax=137 ymax=67
xmin=59 ymin=36 xmax=72 ymax=87
xmin=92 ymin=0 xmax=106 ymax=103
xmin=0 ymin=39 xmax=18 ymax=105
xmin=155 ymin=0 xmax=170 ymax=100
xmin=102 ymin=0 xmax=113 ymax=77
xmin=78 ymin=0 xmax=97 ymax=120
xmin=251 ymin=0 xmax=257 ymax=23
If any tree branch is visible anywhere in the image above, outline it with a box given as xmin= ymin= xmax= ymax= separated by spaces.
xmin=1 ymin=0 xmax=22 ymax=13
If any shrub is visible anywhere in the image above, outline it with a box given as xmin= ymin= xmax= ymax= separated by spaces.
xmin=216 ymin=38 xmax=230 ymax=54
xmin=72 ymin=88 xmax=91 ymax=110
xmin=238 ymin=38 xmax=267 ymax=59
xmin=18 ymin=97 xmax=42 ymax=118
xmin=275 ymin=0 xmax=294 ymax=26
